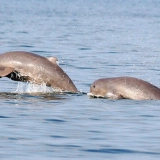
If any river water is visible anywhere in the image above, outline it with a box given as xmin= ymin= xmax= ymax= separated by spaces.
xmin=0 ymin=0 xmax=160 ymax=159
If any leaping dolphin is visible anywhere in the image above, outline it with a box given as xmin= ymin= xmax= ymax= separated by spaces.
xmin=0 ymin=51 xmax=78 ymax=92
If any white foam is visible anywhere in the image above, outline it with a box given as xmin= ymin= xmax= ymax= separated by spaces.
xmin=87 ymin=92 xmax=104 ymax=98
xmin=14 ymin=82 xmax=61 ymax=94
xmin=105 ymin=92 xmax=120 ymax=99
xmin=87 ymin=92 xmax=119 ymax=99
xmin=87 ymin=92 xmax=94 ymax=96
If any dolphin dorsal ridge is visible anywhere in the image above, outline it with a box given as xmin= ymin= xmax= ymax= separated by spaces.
xmin=47 ymin=57 xmax=59 ymax=65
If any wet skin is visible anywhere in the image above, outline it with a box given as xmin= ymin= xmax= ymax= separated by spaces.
xmin=88 ymin=77 xmax=160 ymax=100
xmin=0 ymin=51 xmax=78 ymax=92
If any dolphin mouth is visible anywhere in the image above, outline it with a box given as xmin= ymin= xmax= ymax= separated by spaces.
xmin=87 ymin=92 xmax=104 ymax=98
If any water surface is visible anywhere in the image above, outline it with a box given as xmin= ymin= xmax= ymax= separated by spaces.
xmin=0 ymin=0 xmax=160 ymax=159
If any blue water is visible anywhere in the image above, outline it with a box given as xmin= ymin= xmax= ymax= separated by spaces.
xmin=0 ymin=0 xmax=160 ymax=159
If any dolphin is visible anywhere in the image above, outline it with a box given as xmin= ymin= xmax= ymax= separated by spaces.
xmin=87 ymin=76 xmax=160 ymax=100
xmin=0 ymin=51 xmax=78 ymax=92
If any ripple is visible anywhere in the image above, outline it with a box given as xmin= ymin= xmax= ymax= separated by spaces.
xmin=140 ymin=115 xmax=155 ymax=117
xmin=78 ymin=47 xmax=91 ymax=50
xmin=50 ymin=135 xmax=67 ymax=139
xmin=0 ymin=115 xmax=11 ymax=118
xmin=108 ymin=51 xmax=121 ymax=54
xmin=46 ymin=144 xmax=81 ymax=148
xmin=83 ymin=148 xmax=160 ymax=155
xmin=17 ymin=31 xmax=28 ymax=34
xmin=44 ymin=119 xmax=66 ymax=123
xmin=18 ymin=45 xmax=33 ymax=48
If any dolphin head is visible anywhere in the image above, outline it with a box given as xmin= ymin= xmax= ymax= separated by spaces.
xmin=88 ymin=79 xmax=107 ymax=98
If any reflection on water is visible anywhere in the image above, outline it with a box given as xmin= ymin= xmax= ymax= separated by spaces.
xmin=0 ymin=85 xmax=84 ymax=101
xmin=0 ymin=92 xmax=67 ymax=101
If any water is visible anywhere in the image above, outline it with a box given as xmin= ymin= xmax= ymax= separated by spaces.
xmin=0 ymin=0 xmax=160 ymax=159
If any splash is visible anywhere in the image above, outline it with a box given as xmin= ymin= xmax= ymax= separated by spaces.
xmin=14 ymin=82 xmax=62 ymax=94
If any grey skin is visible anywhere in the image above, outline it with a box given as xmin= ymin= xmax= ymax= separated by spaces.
xmin=88 ymin=77 xmax=160 ymax=100
xmin=0 ymin=51 xmax=78 ymax=92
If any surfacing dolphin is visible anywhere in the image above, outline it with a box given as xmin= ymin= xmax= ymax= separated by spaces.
xmin=0 ymin=51 xmax=78 ymax=92
xmin=88 ymin=76 xmax=160 ymax=100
